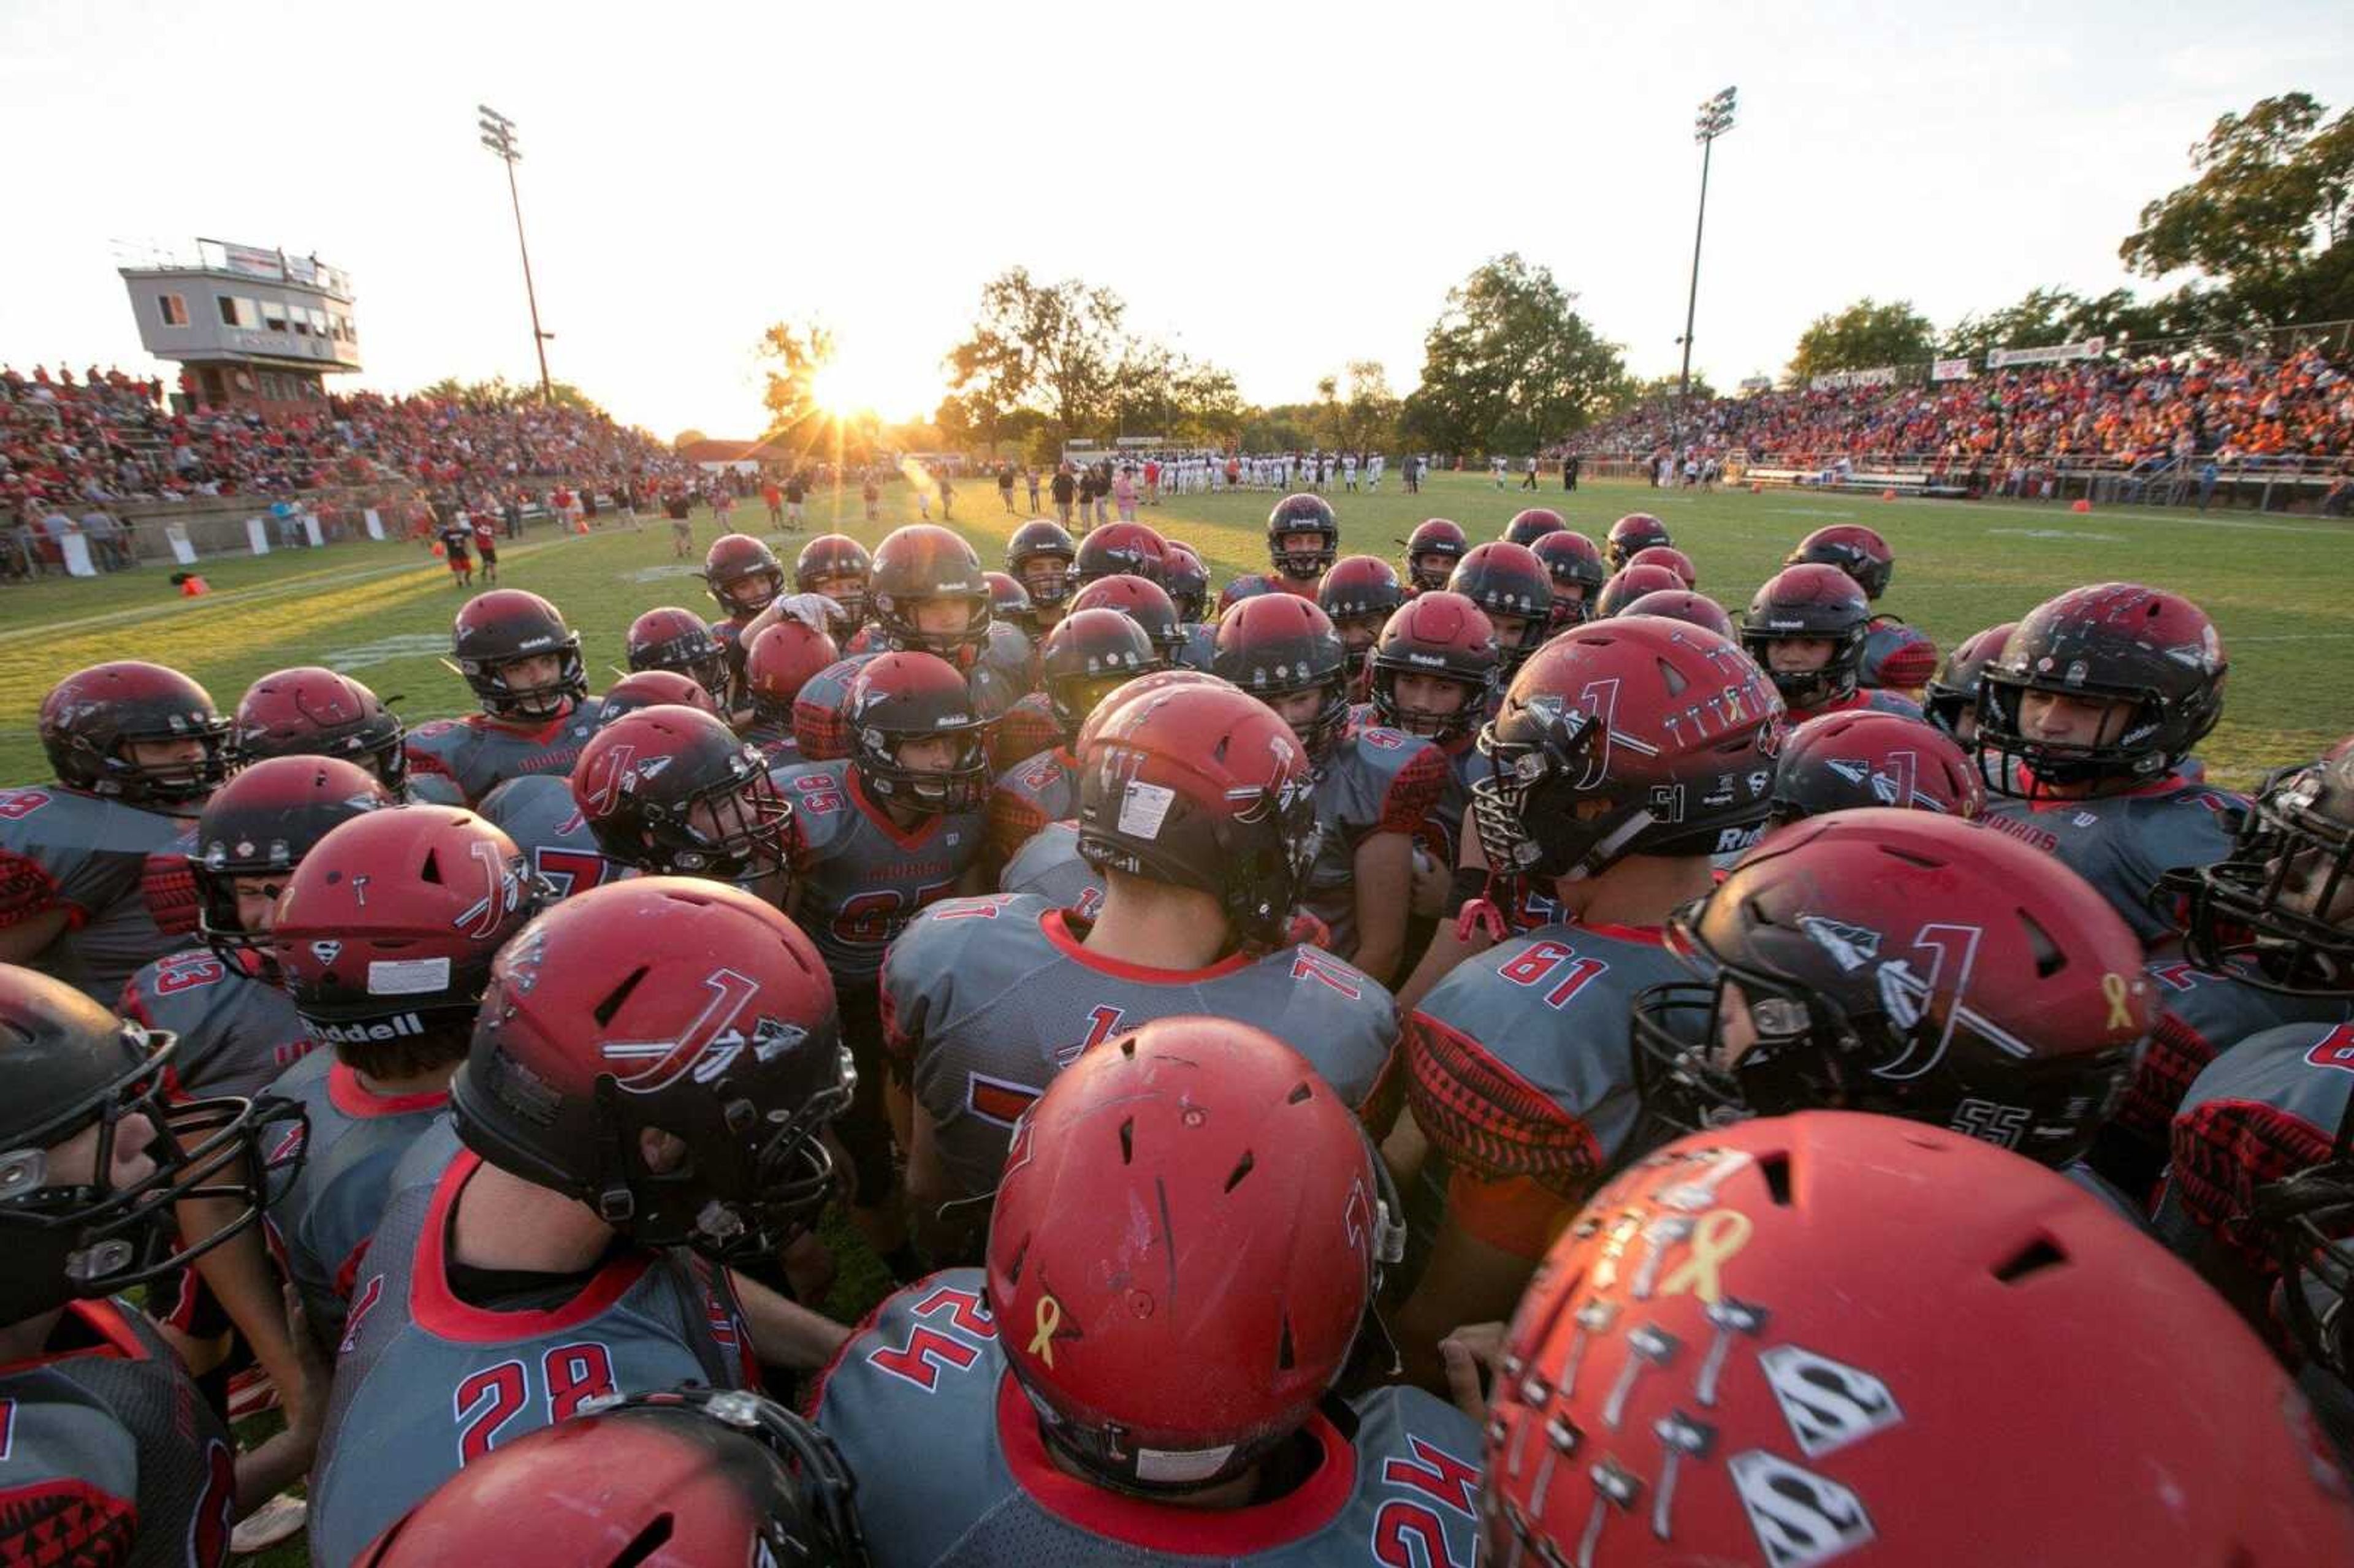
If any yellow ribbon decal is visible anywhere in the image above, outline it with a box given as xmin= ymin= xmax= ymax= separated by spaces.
xmin=1658 ymin=1209 xmax=1754 ymax=1306
xmin=1028 ymin=1295 xmax=1063 ymax=1368
xmin=2101 ymin=972 xmax=2135 ymax=1032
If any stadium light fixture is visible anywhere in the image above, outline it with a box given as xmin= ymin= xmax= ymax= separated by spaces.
xmin=1674 ymin=87 xmax=1737 ymax=457
xmin=477 ymin=105 xmax=554 ymax=405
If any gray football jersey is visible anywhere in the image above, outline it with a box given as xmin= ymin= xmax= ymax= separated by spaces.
xmin=309 ymin=1151 xmax=751 ymax=1567
xmin=1301 ymin=725 xmax=1447 ymax=957
xmin=2114 ymin=957 xmax=2352 ymax=1163
xmin=1859 ymin=616 xmax=1938 ymax=691
xmin=260 ymin=1048 xmax=452 ymax=1345
xmin=980 ymin=620 xmax=1035 ymax=693
xmin=402 ymin=696 xmax=607 ymax=808
xmin=984 ymin=747 xmax=1076 ymax=870
xmin=0 ymin=1298 xmax=238 ymax=1567
xmin=477 ymin=772 xmax=625 ymax=899
xmin=1982 ymin=778 xmax=2244 ymax=946
xmin=883 ymin=894 xmax=1398 ymax=1203
xmin=772 ymin=758 xmax=984 ymax=986
xmin=997 ymin=820 xmax=1103 ymax=919
xmin=811 ymin=1268 xmax=1482 ymax=1568
xmin=0 ymin=785 xmax=192 ymax=1005
xmin=988 ymin=691 xmax=1061 ymax=774
xmin=1176 ymin=622 xmax=1217 ymax=671
xmin=120 ymin=948 xmax=315 ymax=1100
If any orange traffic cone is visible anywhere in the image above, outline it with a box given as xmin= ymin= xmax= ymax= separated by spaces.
xmin=179 ymin=575 xmax=210 ymax=597
xmin=430 ymin=541 xmax=445 ymax=557
xmin=575 ymin=518 xmax=590 ymax=535
xmin=1750 ymin=481 xmax=1763 ymax=494
xmin=1881 ymin=487 xmax=1897 ymax=501
xmin=2071 ymin=498 xmax=2092 ymax=514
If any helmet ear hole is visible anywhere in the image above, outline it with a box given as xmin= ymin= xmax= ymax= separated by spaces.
xmin=1990 ymin=1235 xmax=2068 ymax=1284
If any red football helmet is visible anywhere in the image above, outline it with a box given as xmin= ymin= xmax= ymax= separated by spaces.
xmin=1399 ymin=517 xmax=1469 ymax=593
xmin=845 ymin=652 xmax=992 ymax=813
xmin=794 ymin=534 xmax=872 ymax=631
xmin=1628 ymin=543 xmax=1698 ymax=589
xmin=1472 ymin=617 xmax=1785 ymax=883
xmin=1503 ymin=507 xmax=1567 ymax=547
xmin=1604 ymin=511 xmax=1672 ymax=570
xmin=1740 ymin=563 xmax=1874 ymax=710
xmin=1530 ymin=530 xmax=1609 ymax=630
xmin=270 ymin=806 xmax=544 ymax=1041
xmin=1369 ymin=590 xmax=1499 ymax=745
xmin=1594 ymin=562 xmax=1686 ymax=618
xmin=1076 ymin=680 xmax=1319 ymax=942
xmin=625 ymin=606 xmax=731 ymax=700
xmin=986 ymin=1017 xmax=1402 ymax=1494
xmin=1072 ymin=521 xmax=1168 ymax=588
xmin=1923 ymin=620 xmax=2016 ymax=740
xmin=1161 ymin=543 xmax=1209 ymax=623
xmin=40 ymin=661 xmax=230 ymax=805
xmin=447 ymin=590 xmax=587 ymax=720
xmin=1217 ymin=573 xmax=1280 ymax=615
xmin=572 ymin=706 xmax=791 ymax=881
xmin=189 ymin=756 xmax=395 ymax=973
xmin=1631 ymin=809 xmax=2147 ymax=1157
xmin=1788 ymin=521 xmax=1895 ymax=599
xmin=1766 ymin=710 xmax=1984 ymax=824
xmin=357 ymin=1385 xmax=865 ymax=1567
xmin=232 ymin=666 xmax=407 ymax=791
xmin=453 ymin=878 xmax=852 ymax=1262
xmin=703 ymin=533 xmax=785 ymax=619
xmin=983 ymin=571 xmax=1034 ymax=630
xmin=1318 ymin=555 xmax=1405 ymax=681
xmin=1446 ymin=541 xmax=1552 ymax=670
xmin=1068 ymin=574 xmax=1184 ymax=666
xmin=1005 ymin=519 xmax=1078 ymax=608
xmin=869 ymin=525 xmax=991 ymax=659
xmin=1210 ymin=593 xmax=1353 ymax=761
xmin=1267 ymin=493 xmax=1339 ymax=580
xmin=1487 ymin=1113 xmax=2354 ymax=1566
xmin=743 ymin=620 xmax=840 ymax=728
xmin=601 ymin=668 xmax=723 ymax=723
xmin=1037 ymin=608 xmax=1156 ymax=738
xmin=1618 ymin=588 xmax=1736 ymax=640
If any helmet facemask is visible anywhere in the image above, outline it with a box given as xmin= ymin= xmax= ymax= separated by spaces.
xmin=2179 ymin=760 xmax=2354 ymax=994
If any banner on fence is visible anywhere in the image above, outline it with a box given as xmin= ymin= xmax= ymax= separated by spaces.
xmin=302 ymin=512 xmax=324 ymax=548
xmin=245 ymin=517 xmax=270 ymax=556
xmin=59 ymin=535 xmax=96 ymax=578
xmin=1808 ymin=366 xmax=1899 ymax=392
xmin=1932 ymin=357 xmax=1973 ymax=382
xmin=163 ymin=522 xmax=197 ymax=566
xmin=1987 ymin=338 xmax=2105 ymax=369
xmin=1739 ymin=376 xmax=1775 ymax=394
xmin=363 ymin=508 xmax=385 ymax=541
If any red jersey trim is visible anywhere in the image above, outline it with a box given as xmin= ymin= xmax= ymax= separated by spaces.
xmin=849 ymin=772 xmax=946 ymax=851
xmin=992 ymin=1372 xmax=1355 ymax=1552
xmin=0 ymin=1299 xmax=150 ymax=1375
xmin=1040 ymin=909 xmax=1253 ymax=983
xmin=2009 ymin=766 xmax=2204 ymax=811
xmin=1569 ymin=920 xmax=1668 ymax=948
xmin=408 ymin=1152 xmax=657 ymax=1343
xmin=327 ymin=1061 xmax=451 ymax=1119
xmin=471 ymin=703 xmax=581 ymax=745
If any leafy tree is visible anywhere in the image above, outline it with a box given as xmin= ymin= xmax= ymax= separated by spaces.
xmin=1787 ymin=299 xmax=1937 ymax=383
xmin=1339 ymin=361 xmax=1401 ymax=452
xmin=1409 ymin=254 xmax=1625 ymax=457
xmin=1937 ymin=287 xmax=2171 ymax=361
xmin=754 ymin=321 xmax=837 ymax=440
xmin=672 ymin=427 xmax=708 ymax=449
xmin=942 ymin=268 xmax=1126 ymax=442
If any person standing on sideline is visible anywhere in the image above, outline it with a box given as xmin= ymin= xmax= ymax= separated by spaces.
xmin=2198 ymin=457 xmax=2221 ymax=512
xmin=861 ymin=468 xmax=880 ymax=522
xmin=1521 ymin=454 xmax=1541 ymax=490
xmin=1113 ymin=465 xmax=1138 ymax=521
xmin=470 ymin=507 xmax=500 ymax=585
xmin=997 ymin=461 xmax=1016 ymax=514
xmin=937 ymin=466 xmax=955 ymax=522
xmin=783 ymin=468 xmax=807 ymax=530
xmin=764 ymin=475 xmax=785 ymax=528
xmin=1023 ymin=463 xmax=1041 ymax=512
xmin=1564 ymin=451 xmax=1580 ymax=492
xmin=1050 ymin=461 xmax=1076 ymax=527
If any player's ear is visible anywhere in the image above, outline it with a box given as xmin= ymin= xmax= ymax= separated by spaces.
xmin=639 ymin=1127 xmax=690 ymax=1175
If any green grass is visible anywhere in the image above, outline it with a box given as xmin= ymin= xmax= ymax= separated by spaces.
xmin=4 ymin=472 xmax=2350 ymax=787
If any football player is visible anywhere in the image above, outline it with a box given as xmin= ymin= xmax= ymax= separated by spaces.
xmin=1390 ymin=618 xmax=1783 ymax=1383
xmin=1628 ymin=542 xmax=1698 ymax=588
xmin=1503 ymin=506 xmax=1567 ymax=548
xmin=979 ymin=573 xmax=1038 ymax=693
xmin=1004 ymin=517 xmax=1076 ymax=634
xmin=1068 ymin=519 xmax=1168 ymax=590
xmin=815 ymin=1018 xmax=1479 ymax=1566
xmin=304 ymin=879 xmax=854 ymax=1566
xmin=1318 ymin=555 xmax=1405 ymax=699
xmin=1529 ymin=528 xmax=1609 ymax=632
xmin=231 ymin=666 xmax=409 ymax=793
xmin=1787 ymin=522 xmax=1940 ymax=694
xmin=1922 ymin=620 xmax=2017 ymax=745
xmin=1976 ymin=582 xmax=2239 ymax=946
xmin=1398 ymin=516 xmax=1468 ymax=594
xmin=1 ymin=661 xmax=230 ymax=1002
xmin=1216 ymin=595 xmax=1444 ymax=986
xmin=571 ymin=704 xmax=794 ymax=904
xmin=1759 ymin=709 xmax=1984 ymax=826
xmin=703 ymin=532 xmax=788 ymax=698
xmin=980 ymin=609 xmax=1156 ymax=879
xmin=739 ymin=617 xmax=840 ymax=763
xmin=1593 ymin=561 xmax=1686 ymax=618
xmin=1603 ymin=511 xmax=1671 ymax=570
xmin=795 ymin=533 xmax=874 ymax=640
xmin=883 ymin=681 xmax=1396 ymax=1258
xmin=1739 ymin=563 xmax=1925 ymax=723
xmin=1618 ymin=587 xmax=1737 ymax=637
xmin=1367 ymin=590 xmax=1503 ymax=878
xmin=1484 ymin=1113 xmax=2354 ymax=1564
xmin=404 ymin=590 xmax=605 ymax=808
xmin=1444 ymin=540 xmax=1552 ymax=677
xmin=1267 ymin=492 xmax=1339 ymax=597
xmin=623 ymin=606 xmax=732 ymax=711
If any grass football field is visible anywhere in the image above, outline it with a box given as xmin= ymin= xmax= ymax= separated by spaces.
xmin=2 ymin=472 xmax=2350 ymax=788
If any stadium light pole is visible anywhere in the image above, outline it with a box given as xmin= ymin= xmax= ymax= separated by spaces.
xmin=478 ymin=105 xmax=555 ymax=405
xmin=1674 ymin=86 xmax=1737 ymax=458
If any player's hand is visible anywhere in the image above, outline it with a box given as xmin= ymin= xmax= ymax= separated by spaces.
xmin=1439 ymin=1320 xmax=1507 ymax=1421
xmin=1410 ymin=847 xmax=1451 ymax=918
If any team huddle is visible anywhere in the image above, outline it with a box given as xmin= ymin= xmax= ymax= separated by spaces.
xmin=4 ymin=493 xmax=2352 ymax=1566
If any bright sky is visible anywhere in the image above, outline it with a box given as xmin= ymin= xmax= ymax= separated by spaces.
xmin=4 ymin=1 xmax=2347 ymax=440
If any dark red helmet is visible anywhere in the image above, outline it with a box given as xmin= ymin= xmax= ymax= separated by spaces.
xmin=1076 ymin=682 xmax=1319 ymax=943
xmin=1767 ymin=709 xmax=1983 ymax=824
xmin=571 ymin=707 xmax=791 ymax=881
xmin=189 ymin=756 xmax=395 ymax=972
xmin=983 ymin=571 xmax=1033 ymax=629
xmin=794 ymin=534 xmax=872 ymax=630
xmin=232 ymin=666 xmax=406 ymax=791
xmin=1530 ymin=530 xmax=1609 ymax=630
xmin=625 ymin=606 xmax=731 ymax=700
xmin=1072 ymin=521 xmax=1168 ymax=588
xmin=2179 ymin=735 xmax=2354 ymax=994
xmin=1503 ymin=507 xmax=1567 ymax=548
xmin=1594 ymin=562 xmax=1686 ymax=618
xmin=270 ymin=807 xmax=544 ymax=1040
xmin=1318 ymin=555 xmax=1404 ymax=680
xmin=1924 ymin=620 xmax=2016 ymax=739
xmin=868 ymin=525 xmax=991 ymax=659
xmin=448 ymin=590 xmax=587 ymax=720
xmin=356 ymin=1385 xmax=866 ymax=1567
xmin=600 ymin=669 xmax=723 ymax=723
xmin=1975 ymin=582 xmax=2227 ymax=794
xmin=1740 ymin=562 xmax=1874 ymax=710
xmin=1217 ymin=573 xmax=1279 ymax=615
xmin=1038 ymin=608 xmax=1156 ymax=738
xmin=742 ymin=620 xmax=840 ymax=728
xmin=845 ymin=652 xmax=991 ymax=813
xmin=1370 ymin=591 xmax=1499 ymax=745
xmin=1628 ymin=543 xmax=1697 ymax=588
xmin=1632 ymin=810 xmax=2149 ymax=1156
xmin=1472 ymin=617 xmax=1785 ymax=883
xmin=452 ymin=879 xmax=852 ymax=1263
xmin=988 ymin=1018 xmax=1400 ymax=1494
xmin=1068 ymin=574 xmax=1184 ymax=666
xmin=1211 ymin=593 xmax=1353 ymax=762
xmin=703 ymin=533 xmax=785 ymax=619
xmin=0 ymin=964 xmax=294 ymax=1323
xmin=1604 ymin=511 xmax=1672 ymax=569
xmin=1400 ymin=517 xmax=1468 ymax=592
xmin=1486 ymin=1112 xmax=2354 ymax=1568
xmin=1266 ymin=492 xmax=1339 ymax=580
xmin=1161 ymin=542 xmax=1209 ymax=623
xmin=40 ymin=661 xmax=230 ymax=805
xmin=1788 ymin=521 xmax=1895 ymax=599
xmin=1618 ymin=588 xmax=1735 ymax=639
xmin=1005 ymin=518 xmax=1078 ymax=607
xmin=1445 ymin=541 xmax=1552 ymax=670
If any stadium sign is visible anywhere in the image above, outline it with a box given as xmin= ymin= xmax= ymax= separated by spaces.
xmin=1932 ymin=357 xmax=1973 ymax=381
xmin=1808 ymin=366 xmax=1899 ymax=392
xmin=1987 ymin=337 xmax=2105 ymax=369
xmin=1739 ymin=376 xmax=1775 ymax=394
